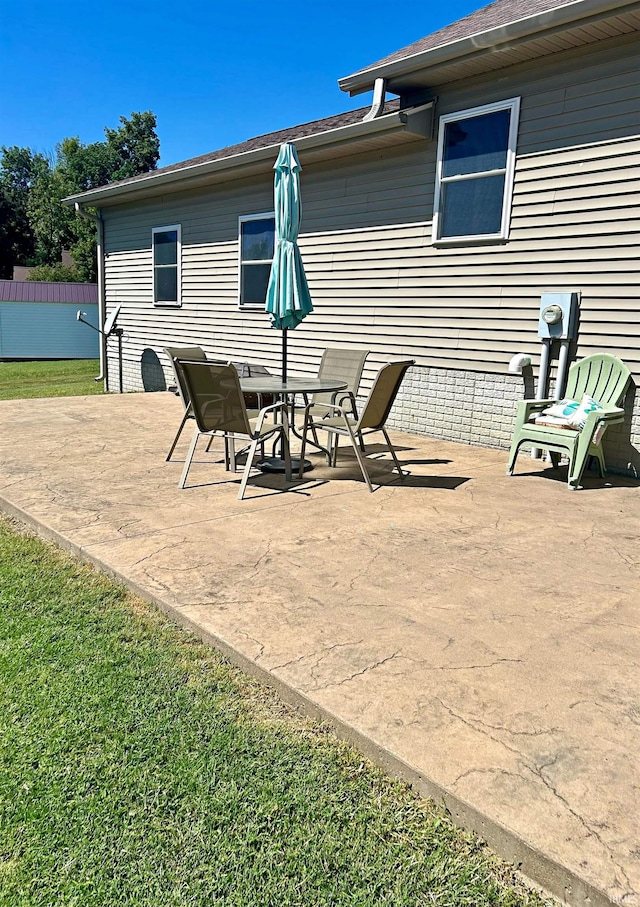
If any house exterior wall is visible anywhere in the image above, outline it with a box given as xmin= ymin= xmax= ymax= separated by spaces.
xmin=101 ymin=33 xmax=640 ymax=476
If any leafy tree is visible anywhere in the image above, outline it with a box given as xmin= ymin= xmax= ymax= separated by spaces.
xmin=0 ymin=111 xmax=160 ymax=281
xmin=26 ymin=262 xmax=84 ymax=282
xmin=0 ymin=185 xmax=16 ymax=278
xmin=66 ymin=229 xmax=99 ymax=282
xmin=57 ymin=136 xmax=117 ymax=194
xmin=0 ymin=146 xmax=47 ymax=278
xmin=28 ymin=158 xmax=74 ymax=267
xmin=104 ymin=111 xmax=160 ymax=181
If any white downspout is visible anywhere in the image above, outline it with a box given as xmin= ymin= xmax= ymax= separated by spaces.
xmin=74 ymin=203 xmax=106 ymax=385
xmin=362 ymin=78 xmax=387 ymax=121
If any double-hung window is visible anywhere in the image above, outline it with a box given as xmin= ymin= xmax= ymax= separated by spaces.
xmin=432 ymin=98 xmax=520 ymax=244
xmin=238 ymin=213 xmax=275 ymax=309
xmin=152 ymin=225 xmax=181 ymax=306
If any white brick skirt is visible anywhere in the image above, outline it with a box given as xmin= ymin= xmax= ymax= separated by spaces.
xmin=382 ymin=365 xmax=640 ymax=478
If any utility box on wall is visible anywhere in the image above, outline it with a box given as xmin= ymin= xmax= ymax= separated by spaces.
xmin=538 ymin=291 xmax=580 ymax=341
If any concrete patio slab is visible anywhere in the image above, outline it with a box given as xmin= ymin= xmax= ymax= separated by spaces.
xmin=0 ymin=392 xmax=638 ymax=907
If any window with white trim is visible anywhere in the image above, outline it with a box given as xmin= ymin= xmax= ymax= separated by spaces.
xmin=432 ymin=98 xmax=520 ymax=244
xmin=152 ymin=225 xmax=181 ymax=306
xmin=238 ymin=213 xmax=275 ymax=308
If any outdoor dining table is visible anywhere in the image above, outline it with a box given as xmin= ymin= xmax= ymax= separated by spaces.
xmin=239 ymin=376 xmax=348 ymax=472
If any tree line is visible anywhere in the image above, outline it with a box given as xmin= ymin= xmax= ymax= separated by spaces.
xmin=0 ymin=111 xmax=160 ymax=282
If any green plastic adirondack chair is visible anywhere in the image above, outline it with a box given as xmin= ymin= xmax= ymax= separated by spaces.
xmin=506 ymin=353 xmax=630 ymax=490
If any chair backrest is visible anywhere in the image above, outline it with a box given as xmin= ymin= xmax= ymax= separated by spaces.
xmin=356 ymin=360 xmax=415 ymax=431
xmin=564 ymin=353 xmax=630 ymax=409
xmin=314 ymin=347 xmax=368 ymax=405
xmin=164 ymin=346 xmax=207 ymax=408
xmin=177 ymin=360 xmax=252 ymax=436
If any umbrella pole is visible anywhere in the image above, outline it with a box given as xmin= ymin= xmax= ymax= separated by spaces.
xmin=282 ymin=327 xmax=288 ymax=382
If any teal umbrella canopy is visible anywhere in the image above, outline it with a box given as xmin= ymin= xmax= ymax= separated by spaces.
xmin=265 ymin=143 xmax=313 ymax=378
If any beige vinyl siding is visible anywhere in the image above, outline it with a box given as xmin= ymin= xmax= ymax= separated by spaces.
xmin=103 ymin=35 xmax=640 ymax=390
xmin=431 ymin=30 xmax=639 ymax=148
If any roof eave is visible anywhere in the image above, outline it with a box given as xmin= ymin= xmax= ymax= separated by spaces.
xmin=338 ymin=0 xmax=638 ymax=94
xmin=62 ymin=104 xmax=433 ymax=208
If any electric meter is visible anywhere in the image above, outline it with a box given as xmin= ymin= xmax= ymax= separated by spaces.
xmin=542 ymin=304 xmax=563 ymax=325
xmin=537 ymin=292 xmax=580 ymax=340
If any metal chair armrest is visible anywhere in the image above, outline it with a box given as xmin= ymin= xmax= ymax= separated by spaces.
xmin=259 ymin=401 xmax=287 ymax=417
xmin=254 ymin=400 xmax=287 ymax=433
xmin=304 ymin=401 xmax=349 ymax=420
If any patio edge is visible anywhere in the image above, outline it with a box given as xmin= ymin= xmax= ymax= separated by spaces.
xmin=0 ymin=496 xmax=619 ymax=907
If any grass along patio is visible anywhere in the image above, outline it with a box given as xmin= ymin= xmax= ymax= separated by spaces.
xmin=0 ymin=359 xmax=102 ymax=400
xmin=0 ymin=517 xmax=549 ymax=907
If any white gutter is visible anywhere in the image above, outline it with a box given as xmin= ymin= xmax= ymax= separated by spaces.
xmin=339 ymin=0 xmax=640 ymax=94
xmin=74 ymin=203 xmax=106 ymax=385
xmin=62 ymin=104 xmax=433 ymax=208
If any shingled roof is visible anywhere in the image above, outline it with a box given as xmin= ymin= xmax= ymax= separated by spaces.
xmin=355 ymin=0 xmax=570 ymax=73
xmin=338 ymin=0 xmax=639 ymax=95
xmin=68 ymin=101 xmax=398 ymax=197
xmin=63 ymin=96 xmax=423 ymax=206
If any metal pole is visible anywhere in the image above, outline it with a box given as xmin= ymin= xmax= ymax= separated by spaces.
xmin=282 ymin=327 xmax=288 ymax=382
xmin=116 ymin=329 xmax=124 ymax=394
xmin=531 ymin=338 xmax=551 ymax=459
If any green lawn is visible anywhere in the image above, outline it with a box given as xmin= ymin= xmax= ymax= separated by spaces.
xmin=0 ymin=359 xmax=102 ymax=400
xmin=0 ymin=518 xmax=552 ymax=907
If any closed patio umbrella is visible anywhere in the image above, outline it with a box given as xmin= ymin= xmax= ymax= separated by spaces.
xmin=265 ymin=142 xmax=313 ymax=380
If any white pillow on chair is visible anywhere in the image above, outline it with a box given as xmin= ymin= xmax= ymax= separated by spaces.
xmin=568 ymin=394 xmax=603 ymax=429
xmin=530 ymin=395 xmax=602 ymax=431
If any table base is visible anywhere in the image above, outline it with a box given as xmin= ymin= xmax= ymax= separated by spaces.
xmin=257 ymin=456 xmax=313 ymax=474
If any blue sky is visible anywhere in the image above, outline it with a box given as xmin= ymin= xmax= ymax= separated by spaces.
xmin=1 ymin=0 xmax=482 ymax=168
